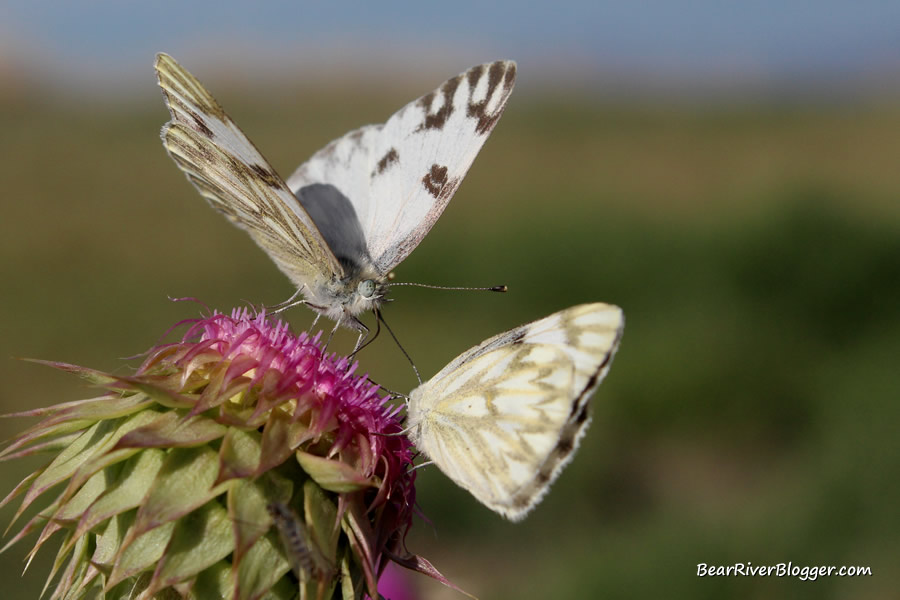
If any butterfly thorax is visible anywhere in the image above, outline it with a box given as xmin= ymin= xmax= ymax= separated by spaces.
xmin=303 ymin=262 xmax=388 ymax=322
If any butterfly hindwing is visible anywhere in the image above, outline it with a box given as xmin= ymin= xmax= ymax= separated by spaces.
xmin=408 ymin=303 xmax=624 ymax=520
xmin=155 ymin=53 xmax=344 ymax=289
xmin=286 ymin=60 xmax=517 ymax=275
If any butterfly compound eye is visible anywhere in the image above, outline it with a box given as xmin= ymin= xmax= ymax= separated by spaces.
xmin=358 ymin=280 xmax=376 ymax=298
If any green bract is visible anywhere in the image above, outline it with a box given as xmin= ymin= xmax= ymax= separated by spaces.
xmin=0 ymin=309 xmax=455 ymax=600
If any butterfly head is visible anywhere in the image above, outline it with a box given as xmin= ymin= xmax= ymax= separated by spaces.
xmin=345 ymin=276 xmax=388 ymax=313
xmin=330 ymin=265 xmax=390 ymax=317
xmin=357 ymin=279 xmax=377 ymax=299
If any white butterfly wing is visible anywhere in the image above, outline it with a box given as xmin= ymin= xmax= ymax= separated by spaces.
xmin=286 ymin=61 xmax=517 ymax=275
xmin=155 ymin=53 xmax=344 ymax=288
xmin=408 ymin=303 xmax=624 ymax=520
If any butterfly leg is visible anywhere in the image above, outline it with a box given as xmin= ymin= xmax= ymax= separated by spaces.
xmin=322 ymin=318 xmax=340 ymax=352
xmin=271 ymin=286 xmax=309 ymax=315
xmin=343 ymin=314 xmax=370 ymax=355
xmin=295 ymin=303 xmax=332 ymax=357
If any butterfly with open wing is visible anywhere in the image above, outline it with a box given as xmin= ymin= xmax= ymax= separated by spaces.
xmin=155 ymin=54 xmax=516 ymax=344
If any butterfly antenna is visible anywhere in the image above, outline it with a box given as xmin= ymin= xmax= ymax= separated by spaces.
xmin=376 ymin=308 xmax=422 ymax=385
xmin=370 ymin=385 xmax=408 ymax=400
xmin=388 ymin=282 xmax=508 ymax=293
xmin=360 ymin=371 xmax=409 ymax=399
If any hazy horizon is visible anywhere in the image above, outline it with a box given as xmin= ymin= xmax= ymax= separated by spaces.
xmin=2 ymin=0 xmax=899 ymax=102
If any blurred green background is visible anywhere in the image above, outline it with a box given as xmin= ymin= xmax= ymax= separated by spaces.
xmin=2 ymin=4 xmax=900 ymax=598
xmin=3 ymin=83 xmax=898 ymax=600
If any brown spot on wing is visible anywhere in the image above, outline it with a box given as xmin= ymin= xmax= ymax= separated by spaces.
xmin=574 ymin=404 xmax=589 ymax=425
xmin=467 ymin=61 xmax=515 ymax=135
xmin=555 ymin=434 xmax=575 ymax=455
xmin=422 ymin=164 xmax=449 ymax=198
xmin=373 ymin=147 xmax=399 ymax=176
xmin=466 ymin=64 xmax=484 ymax=91
xmin=417 ymin=75 xmax=462 ymax=131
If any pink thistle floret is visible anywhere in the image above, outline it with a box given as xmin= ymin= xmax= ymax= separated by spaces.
xmin=153 ymin=309 xmax=411 ymax=476
xmin=143 ymin=308 xmax=417 ymax=536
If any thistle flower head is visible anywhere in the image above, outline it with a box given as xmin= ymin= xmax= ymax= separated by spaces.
xmin=1 ymin=308 xmax=428 ymax=599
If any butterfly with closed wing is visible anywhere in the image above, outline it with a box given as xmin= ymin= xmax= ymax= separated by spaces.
xmin=407 ymin=303 xmax=624 ymax=520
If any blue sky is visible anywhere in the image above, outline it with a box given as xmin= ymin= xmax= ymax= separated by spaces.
xmin=2 ymin=1 xmax=899 ymax=98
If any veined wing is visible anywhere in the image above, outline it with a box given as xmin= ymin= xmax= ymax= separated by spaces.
xmin=407 ymin=303 xmax=624 ymax=520
xmin=155 ymin=53 xmax=343 ymax=286
xmin=439 ymin=303 xmax=624 ymax=423
xmin=286 ymin=61 xmax=517 ymax=275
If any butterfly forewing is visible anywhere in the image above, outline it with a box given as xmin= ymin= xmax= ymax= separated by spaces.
xmin=408 ymin=303 xmax=624 ymax=520
xmin=155 ymin=53 xmax=343 ymax=288
xmin=286 ymin=60 xmax=517 ymax=275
